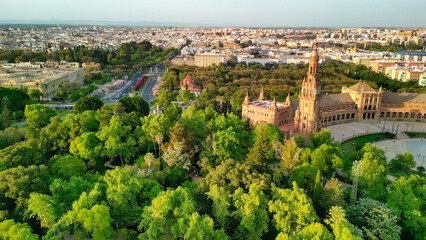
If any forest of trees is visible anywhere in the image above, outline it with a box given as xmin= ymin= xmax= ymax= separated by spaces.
xmin=0 ymin=93 xmax=424 ymax=239
xmin=357 ymin=43 xmax=425 ymax=52
xmin=0 ymin=41 xmax=178 ymax=72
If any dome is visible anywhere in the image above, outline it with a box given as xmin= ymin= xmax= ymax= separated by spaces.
xmin=310 ymin=48 xmax=319 ymax=59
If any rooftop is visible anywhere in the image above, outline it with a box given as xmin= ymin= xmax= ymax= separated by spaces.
xmin=347 ymin=81 xmax=376 ymax=92
xmin=249 ymin=100 xmax=289 ymax=109
xmin=320 ymin=93 xmax=354 ymax=107
xmin=382 ymin=92 xmax=426 ymax=104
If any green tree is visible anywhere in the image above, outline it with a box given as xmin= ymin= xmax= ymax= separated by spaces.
xmin=73 ymin=96 xmax=103 ymax=114
xmin=387 ymin=175 xmax=425 ymax=239
xmin=246 ymin=123 xmax=275 ymax=170
xmin=278 ymin=137 xmax=302 ymax=172
xmin=0 ymin=165 xmax=50 ymax=208
xmin=96 ymin=115 xmax=136 ymax=166
xmin=206 ymin=185 xmax=231 ymax=229
xmin=200 ymin=159 xmax=271 ymax=192
xmin=184 ymin=212 xmax=228 ymax=240
xmin=27 ymin=89 xmax=42 ymax=101
xmin=162 ymin=147 xmax=191 ymax=170
xmin=118 ymin=96 xmax=149 ymax=116
xmin=310 ymin=144 xmax=343 ymax=179
xmin=325 ymin=206 xmax=363 ymax=240
xmin=49 ymin=176 xmax=95 ymax=211
xmin=0 ymin=219 xmax=38 ymax=240
xmin=103 ymin=167 xmax=142 ymax=226
xmin=27 ymin=193 xmax=58 ymax=228
xmin=49 ymin=155 xmax=87 ymax=180
xmin=277 ymin=222 xmax=332 ymax=240
xmin=215 ymin=127 xmax=245 ymax=164
xmin=288 ymin=163 xmax=318 ymax=195
xmin=138 ymin=187 xmax=196 ymax=239
xmin=269 ymin=182 xmax=319 ymax=236
xmin=70 ymin=131 xmax=103 ymax=168
xmin=390 ymin=152 xmax=416 ymax=174
xmin=0 ymin=144 xmax=44 ymax=169
xmin=77 ymin=205 xmax=114 ymax=240
xmin=233 ymin=184 xmax=269 ymax=240
xmin=96 ymin=104 xmax=114 ymax=127
xmin=313 ymin=170 xmax=323 ymax=214
xmin=309 ymin=129 xmax=334 ymax=148
xmin=25 ymin=104 xmax=57 ymax=129
xmin=348 ymin=198 xmax=401 ymax=240
xmin=358 ymin=143 xmax=388 ymax=200
xmin=319 ymin=178 xmax=346 ymax=215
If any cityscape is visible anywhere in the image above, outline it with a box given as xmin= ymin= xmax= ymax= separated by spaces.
xmin=0 ymin=1 xmax=425 ymax=240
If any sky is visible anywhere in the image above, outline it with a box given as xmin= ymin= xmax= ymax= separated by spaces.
xmin=1 ymin=0 xmax=425 ymax=27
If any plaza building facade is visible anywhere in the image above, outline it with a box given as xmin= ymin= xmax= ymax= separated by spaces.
xmin=243 ymin=44 xmax=426 ymax=136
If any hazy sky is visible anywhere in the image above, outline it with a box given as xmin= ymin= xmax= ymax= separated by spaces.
xmin=1 ymin=0 xmax=425 ymax=27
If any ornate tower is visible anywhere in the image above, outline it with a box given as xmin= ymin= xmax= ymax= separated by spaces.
xmin=243 ymin=91 xmax=250 ymax=105
xmin=295 ymin=43 xmax=322 ymax=134
xmin=258 ymin=88 xmax=265 ymax=101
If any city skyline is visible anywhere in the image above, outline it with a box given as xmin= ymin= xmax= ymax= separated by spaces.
xmin=1 ymin=0 xmax=426 ymax=27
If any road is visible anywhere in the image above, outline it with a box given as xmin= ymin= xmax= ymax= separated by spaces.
xmin=140 ymin=72 xmax=163 ymax=110
xmin=104 ymin=72 xmax=143 ymax=104
xmin=41 ymin=51 xmax=178 ymax=109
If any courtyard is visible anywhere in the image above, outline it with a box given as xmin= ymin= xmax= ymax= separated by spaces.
xmin=326 ymin=120 xmax=426 ymax=168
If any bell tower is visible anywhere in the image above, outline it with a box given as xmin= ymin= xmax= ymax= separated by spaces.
xmin=295 ymin=43 xmax=322 ymax=134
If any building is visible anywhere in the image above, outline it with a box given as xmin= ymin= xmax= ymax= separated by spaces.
xmin=171 ymin=56 xmax=195 ymax=66
xmin=242 ymin=89 xmax=294 ymax=128
xmin=242 ymin=44 xmax=426 ymax=137
xmin=238 ymin=57 xmax=282 ymax=66
xmin=194 ymin=54 xmax=228 ymax=67
xmin=396 ymin=51 xmax=426 ymax=62
xmin=370 ymin=60 xmax=424 ymax=73
xmin=0 ymin=65 xmax=84 ymax=100
xmin=180 ymin=75 xmax=202 ymax=96
xmin=82 ymin=62 xmax=101 ymax=71
xmin=385 ymin=66 xmax=426 ymax=82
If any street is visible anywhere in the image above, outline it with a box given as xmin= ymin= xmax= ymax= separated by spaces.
xmin=140 ymin=72 xmax=163 ymax=110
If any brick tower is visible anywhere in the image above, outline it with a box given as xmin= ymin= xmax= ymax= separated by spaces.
xmin=294 ymin=43 xmax=322 ymax=134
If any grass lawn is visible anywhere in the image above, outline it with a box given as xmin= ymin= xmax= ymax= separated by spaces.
xmin=406 ymin=132 xmax=426 ymax=138
xmin=341 ymin=132 xmax=396 ymax=159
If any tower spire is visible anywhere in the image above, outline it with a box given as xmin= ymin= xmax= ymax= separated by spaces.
xmin=286 ymin=92 xmax=292 ymax=105
xmin=244 ymin=91 xmax=250 ymax=105
xmin=258 ymin=87 xmax=265 ymax=101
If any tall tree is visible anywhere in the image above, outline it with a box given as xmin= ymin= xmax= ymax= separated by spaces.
xmin=77 ymin=205 xmax=114 ymax=240
xmin=319 ymin=178 xmax=346 ymax=215
xmin=387 ymin=175 xmax=425 ymax=239
xmin=233 ymin=184 xmax=269 ymax=240
xmin=390 ymin=152 xmax=416 ymax=174
xmin=358 ymin=143 xmax=388 ymax=201
xmin=246 ymin=123 xmax=275 ymax=170
xmin=310 ymin=144 xmax=344 ymax=179
xmin=269 ymin=182 xmax=319 ymax=236
xmin=27 ymin=193 xmax=59 ymax=229
xmin=325 ymin=206 xmax=363 ymax=240
xmin=277 ymin=137 xmax=302 ymax=173
xmin=348 ymin=198 xmax=401 ymax=240
xmin=103 ymin=168 xmax=142 ymax=227
xmin=206 ymin=185 xmax=231 ymax=229
xmin=73 ymin=96 xmax=103 ymax=114
xmin=96 ymin=115 xmax=136 ymax=166
xmin=313 ymin=170 xmax=323 ymax=214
